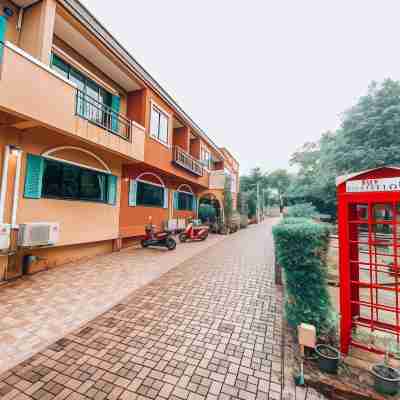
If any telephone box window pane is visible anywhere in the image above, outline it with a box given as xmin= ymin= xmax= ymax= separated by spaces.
xmin=356 ymin=224 xmax=369 ymax=243
xmin=355 ymin=204 xmax=368 ymax=221
xmin=373 ymin=203 xmax=393 ymax=221
xmin=372 ymin=224 xmax=394 ymax=245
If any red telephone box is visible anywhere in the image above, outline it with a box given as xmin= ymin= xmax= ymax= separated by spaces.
xmin=338 ymin=166 xmax=400 ymax=354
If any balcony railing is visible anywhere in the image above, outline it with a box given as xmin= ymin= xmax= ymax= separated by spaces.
xmin=173 ymin=146 xmax=204 ymax=176
xmin=75 ymin=89 xmax=132 ymax=141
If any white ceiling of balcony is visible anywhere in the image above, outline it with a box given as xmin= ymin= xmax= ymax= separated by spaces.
xmin=54 ymin=14 xmax=141 ymax=93
xmin=11 ymin=0 xmax=38 ymax=6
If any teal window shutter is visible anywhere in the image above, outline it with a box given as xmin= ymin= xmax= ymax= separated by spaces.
xmin=128 ymin=179 xmax=137 ymax=206
xmin=24 ymin=154 xmax=44 ymax=199
xmin=163 ymin=188 xmax=169 ymax=209
xmin=173 ymin=191 xmax=179 ymax=209
xmin=107 ymin=175 xmax=118 ymax=205
xmin=192 ymin=196 xmax=198 ymax=213
xmin=111 ymin=95 xmax=121 ymax=133
xmin=0 ymin=16 xmax=7 ymax=63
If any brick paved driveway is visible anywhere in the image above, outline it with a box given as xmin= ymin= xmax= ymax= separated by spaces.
xmin=1 ymin=220 xmax=286 ymax=400
xmin=0 ymin=235 xmax=226 ymax=374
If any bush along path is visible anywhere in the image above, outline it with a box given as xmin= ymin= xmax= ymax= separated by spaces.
xmin=0 ymin=220 xmax=285 ymax=400
xmin=274 ymin=217 xmax=334 ymax=400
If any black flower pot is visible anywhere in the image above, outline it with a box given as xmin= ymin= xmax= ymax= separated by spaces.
xmin=371 ymin=364 xmax=400 ymax=396
xmin=315 ymin=344 xmax=340 ymax=374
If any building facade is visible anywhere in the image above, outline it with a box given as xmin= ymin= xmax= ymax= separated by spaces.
xmin=0 ymin=0 xmax=239 ymax=280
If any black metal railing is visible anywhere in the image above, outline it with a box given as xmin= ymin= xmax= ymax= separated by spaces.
xmin=0 ymin=40 xmax=4 ymax=67
xmin=75 ymin=89 xmax=131 ymax=141
xmin=173 ymin=146 xmax=204 ymax=176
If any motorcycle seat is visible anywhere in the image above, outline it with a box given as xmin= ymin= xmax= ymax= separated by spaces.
xmin=155 ymin=232 xmax=169 ymax=239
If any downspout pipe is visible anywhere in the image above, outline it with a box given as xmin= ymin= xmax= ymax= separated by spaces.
xmin=11 ymin=149 xmax=22 ymax=228
xmin=0 ymin=145 xmax=10 ymax=224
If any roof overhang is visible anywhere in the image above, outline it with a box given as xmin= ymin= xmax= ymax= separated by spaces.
xmin=58 ymin=0 xmax=224 ymax=157
xmin=336 ymin=166 xmax=400 ymax=186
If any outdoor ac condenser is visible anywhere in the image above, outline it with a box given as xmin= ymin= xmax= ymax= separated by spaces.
xmin=18 ymin=222 xmax=60 ymax=247
xmin=0 ymin=224 xmax=11 ymax=251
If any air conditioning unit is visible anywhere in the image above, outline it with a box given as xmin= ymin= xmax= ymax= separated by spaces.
xmin=0 ymin=224 xmax=11 ymax=251
xmin=18 ymin=222 xmax=60 ymax=247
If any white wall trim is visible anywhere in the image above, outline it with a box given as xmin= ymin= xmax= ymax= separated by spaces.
xmin=42 ymin=146 xmax=111 ymax=173
xmin=0 ymin=145 xmax=10 ymax=224
xmin=136 ymin=172 xmax=165 ymax=187
xmin=176 ymin=184 xmax=193 ymax=194
xmin=11 ymin=151 xmax=22 ymax=228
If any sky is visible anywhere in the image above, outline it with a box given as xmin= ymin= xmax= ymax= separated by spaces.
xmin=81 ymin=0 xmax=400 ymax=174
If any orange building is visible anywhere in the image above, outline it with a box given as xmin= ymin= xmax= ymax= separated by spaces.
xmin=0 ymin=0 xmax=239 ymax=280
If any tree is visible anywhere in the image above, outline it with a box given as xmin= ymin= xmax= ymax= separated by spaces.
xmin=289 ymin=79 xmax=400 ymax=218
xmin=223 ymin=175 xmax=233 ymax=225
xmin=268 ymin=169 xmax=292 ymax=212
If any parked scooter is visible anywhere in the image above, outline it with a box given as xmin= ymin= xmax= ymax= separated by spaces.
xmin=141 ymin=221 xmax=176 ymax=250
xmin=179 ymin=220 xmax=209 ymax=242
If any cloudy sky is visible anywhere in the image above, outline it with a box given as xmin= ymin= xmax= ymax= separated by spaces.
xmin=82 ymin=0 xmax=400 ymax=174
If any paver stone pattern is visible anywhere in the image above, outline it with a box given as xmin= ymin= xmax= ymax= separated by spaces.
xmin=0 ymin=220 xmax=315 ymax=400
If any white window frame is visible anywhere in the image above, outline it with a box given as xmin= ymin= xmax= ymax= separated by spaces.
xmin=135 ymin=178 xmax=166 ymax=208
xmin=149 ymin=100 xmax=171 ymax=148
xmin=200 ymin=145 xmax=212 ymax=170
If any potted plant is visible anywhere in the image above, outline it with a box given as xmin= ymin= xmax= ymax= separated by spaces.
xmin=315 ymin=344 xmax=340 ymax=374
xmin=370 ymin=334 xmax=400 ymax=396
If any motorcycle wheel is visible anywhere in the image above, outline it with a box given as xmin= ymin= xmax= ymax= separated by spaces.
xmin=201 ymin=232 xmax=209 ymax=241
xmin=179 ymin=233 xmax=188 ymax=243
xmin=141 ymin=240 xmax=149 ymax=248
xmin=166 ymin=238 xmax=177 ymax=250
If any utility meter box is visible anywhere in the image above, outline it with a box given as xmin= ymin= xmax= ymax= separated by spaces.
xmin=298 ymin=323 xmax=316 ymax=349
xmin=0 ymin=224 xmax=11 ymax=251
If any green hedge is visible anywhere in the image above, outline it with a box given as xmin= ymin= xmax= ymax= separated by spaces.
xmin=273 ymin=219 xmax=336 ymax=335
xmin=286 ymin=202 xmax=318 ymax=218
xmin=199 ymin=204 xmax=217 ymax=223
xmin=280 ymin=217 xmax=311 ymax=225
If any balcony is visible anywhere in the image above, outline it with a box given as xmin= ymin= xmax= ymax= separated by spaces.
xmin=209 ymin=170 xmax=226 ymax=189
xmin=75 ymin=90 xmax=131 ymax=142
xmin=173 ymin=146 xmax=204 ymax=176
xmin=0 ymin=42 xmax=145 ymax=161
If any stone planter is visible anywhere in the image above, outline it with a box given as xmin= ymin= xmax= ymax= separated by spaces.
xmin=371 ymin=364 xmax=400 ymax=396
xmin=315 ymin=344 xmax=340 ymax=374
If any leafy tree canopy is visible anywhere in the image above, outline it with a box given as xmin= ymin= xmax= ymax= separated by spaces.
xmin=288 ymin=79 xmax=400 ymax=218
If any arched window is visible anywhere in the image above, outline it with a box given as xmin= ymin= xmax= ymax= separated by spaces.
xmin=23 ymin=147 xmax=117 ymax=205
xmin=128 ymin=173 xmax=168 ymax=209
xmin=174 ymin=184 xmax=196 ymax=212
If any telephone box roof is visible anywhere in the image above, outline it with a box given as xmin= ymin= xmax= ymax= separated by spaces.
xmin=336 ymin=166 xmax=400 ymax=186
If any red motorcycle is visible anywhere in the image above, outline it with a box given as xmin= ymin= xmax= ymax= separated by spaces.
xmin=179 ymin=221 xmax=209 ymax=242
xmin=141 ymin=224 xmax=177 ymax=250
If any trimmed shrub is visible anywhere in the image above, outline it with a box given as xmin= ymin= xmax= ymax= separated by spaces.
xmin=286 ymin=202 xmax=318 ymax=218
xmin=199 ymin=204 xmax=217 ymax=223
xmin=273 ymin=219 xmax=336 ymax=335
xmin=240 ymin=214 xmax=249 ymax=229
xmin=280 ymin=217 xmax=311 ymax=225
